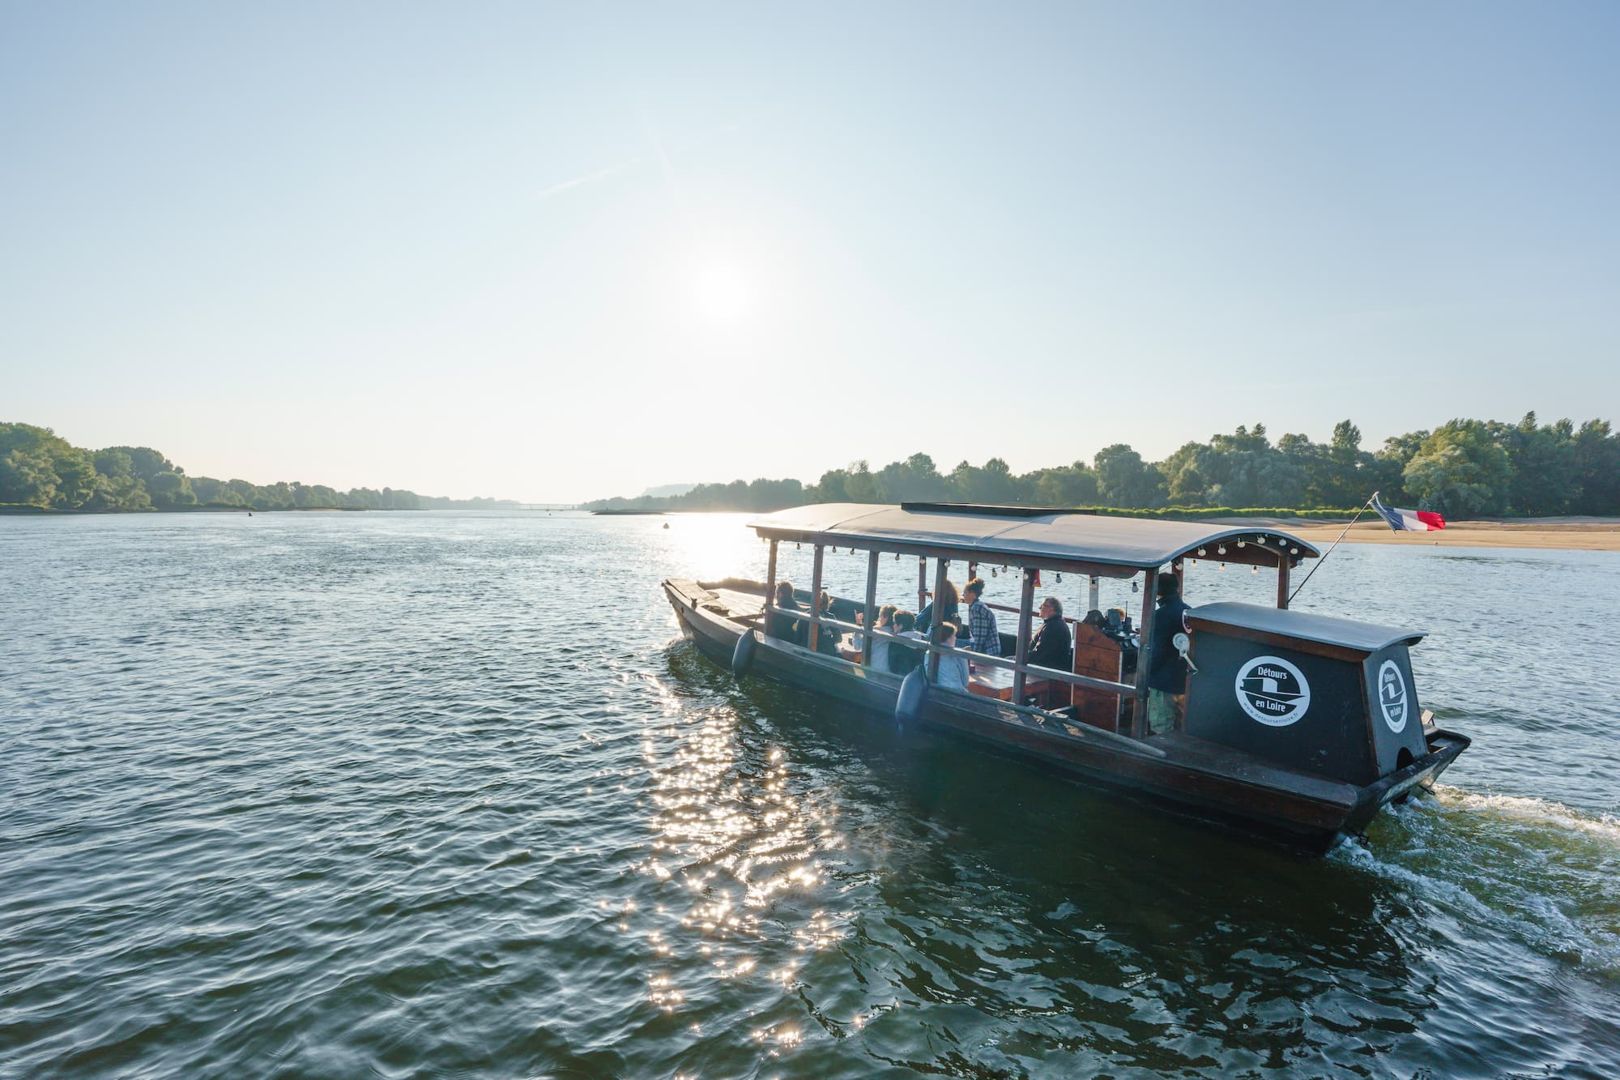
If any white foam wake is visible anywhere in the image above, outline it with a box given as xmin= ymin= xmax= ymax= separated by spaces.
xmin=1428 ymin=784 xmax=1620 ymax=844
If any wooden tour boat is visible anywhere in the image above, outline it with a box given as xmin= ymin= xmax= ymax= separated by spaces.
xmin=663 ymin=503 xmax=1470 ymax=852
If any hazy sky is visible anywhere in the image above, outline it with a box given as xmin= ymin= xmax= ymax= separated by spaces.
xmin=4 ymin=2 xmax=1617 ymax=502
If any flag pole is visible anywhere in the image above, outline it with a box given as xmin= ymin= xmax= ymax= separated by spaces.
xmin=1288 ymin=492 xmax=1376 ymax=606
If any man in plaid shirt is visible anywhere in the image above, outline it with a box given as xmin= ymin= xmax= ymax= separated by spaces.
xmin=962 ymin=578 xmax=1001 ymax=656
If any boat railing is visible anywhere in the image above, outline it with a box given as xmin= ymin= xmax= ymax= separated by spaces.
xmin=762 ymin=603 xmax=1135 ymax=698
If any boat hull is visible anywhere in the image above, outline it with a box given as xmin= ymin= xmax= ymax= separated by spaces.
xmin=663 ymin=579 xmax=1468 ymax=853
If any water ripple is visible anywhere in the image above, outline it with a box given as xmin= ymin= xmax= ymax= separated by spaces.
xmin=2 ymin=513 xmax=1618 ymax=1077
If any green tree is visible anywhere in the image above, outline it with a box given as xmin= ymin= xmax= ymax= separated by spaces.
xmin=1402 ymin=420 xmax=1513 ymax=516
xmin=874 ymin=453 xmax=948 ymax=502
xmin=1159 ymin=441 xmax=1212 ymax=505
xmin=147 ymin=471 xmax=197 ymax=508
xmin=1022 ymin=462 xmax=1100 ymax=506
xmin=1572 ymin=420 xmax=1620 ymax=515
xmin=1492 ymin=412 xmax=1577 ymax=516
xmin=191 ymin=476 xmax=245 ymax=507
xmin=842 ymin=461 xmax=879 ymax=502
xmin=1093 ymin=444 xmax=1164 ymax=508
xmin=948 ymin=458 xmax=1018 ymax=503
xmin=0 ymin=447 xmax=58 ymax=506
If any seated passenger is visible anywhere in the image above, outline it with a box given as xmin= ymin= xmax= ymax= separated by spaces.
xmin=933 ymin=621 xmax=971 ymax=692
xmin=915 ymin=578 xmax=959 ymax=636
xmin=1028 ymin=596 xmax=1072 ymax=671
xmin=888 ymin=610 xmax=924 ymax=675
xmin=767 ymin=580 xmax=806 ymax=646
xmin=813 ymin=590 xmax=842 ymax=656
xmin=962 ymin=577 xmax=1000 ymax=655
xmin=866 ymin=604 xmax=897 ymax=669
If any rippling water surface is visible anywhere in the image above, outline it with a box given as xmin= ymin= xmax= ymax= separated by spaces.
xmin=3 ymin=512 xmax=1618 ymax=1077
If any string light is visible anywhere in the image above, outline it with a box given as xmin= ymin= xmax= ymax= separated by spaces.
xmin=1217 ymin=546 xmax=1227 ymax=556
xmin=1237 ymin=541 xmax=1246 ymax=548
xmin=1197 ymin=548 xmax=1206 ymax=557
xmin=1290 ymin=547 xmax=1299 ymax=555
xmin=1055 ymin=573 xmax=1062 ymax=583
xmin=1251 ymin=565 xmax=1258 ymax=575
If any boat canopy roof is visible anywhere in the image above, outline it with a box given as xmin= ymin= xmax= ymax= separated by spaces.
xmin=1190 ymin=602 xmax=1426 ymax=653
xmin=747 ymin=503 xmax=1320 ymax=576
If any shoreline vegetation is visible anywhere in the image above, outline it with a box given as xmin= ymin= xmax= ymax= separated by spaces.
xmin=0 ymin=423 xmax=518 ymax=513
xmin=583 ymin=415 xmax=1620 ymax=522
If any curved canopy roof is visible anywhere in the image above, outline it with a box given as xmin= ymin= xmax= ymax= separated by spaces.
xmin=748 ymin=503 xmax=1320 ymax=575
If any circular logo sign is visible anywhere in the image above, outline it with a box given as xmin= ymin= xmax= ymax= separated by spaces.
xmin=1234 ymin=655 xmax=1311 ymax=727
xmin=1377 ymin=659 xmax=1408 ymax=733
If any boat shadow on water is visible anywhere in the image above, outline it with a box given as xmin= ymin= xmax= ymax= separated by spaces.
xmin=660 ymin=634 xmax=1620 ymax=1074
xmin=657 ymin=637 xmax=1457 ymax=1060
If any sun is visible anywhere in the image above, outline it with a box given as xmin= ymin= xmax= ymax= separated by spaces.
xmin=690 ymin=258 xmax=753 ymax=326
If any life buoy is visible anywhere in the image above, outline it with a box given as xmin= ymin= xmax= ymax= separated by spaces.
xmin=895 ymin=668 xmax=928 ymax=728
xmin=731 ymin=630 xmax=757 ymax=677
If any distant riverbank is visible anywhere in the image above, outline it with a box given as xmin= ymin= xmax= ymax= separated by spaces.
xmin=1252 ymin=517 xmax=1620 ymax=553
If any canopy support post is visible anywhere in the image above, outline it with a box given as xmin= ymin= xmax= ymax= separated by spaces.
xmin=1088 ymin=575 xmax=1099 ymax=615
xmin=763 ymin=539 xmax=778 ymax=619
xmin=862 ymin=550 xmax=879 ymax=665
xmin=928 ymin=557 xmax=949 ymax=679
xmin=1133 ymin=567 xmax=1156 ymax=738
xmin=917 ymin=556 xmax=928 ymax=614
xmin=1012 ymin=567 xmax=1035 ymax=705
xmin=1276 ymin=556 xmax=1291 ymax=610
xmin=808 ymin=543 xmax=825 ymax=652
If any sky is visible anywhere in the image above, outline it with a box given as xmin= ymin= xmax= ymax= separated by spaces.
xmin=3 ymin=1 xmax=1617 ymax=503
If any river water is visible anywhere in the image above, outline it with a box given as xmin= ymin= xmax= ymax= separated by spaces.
xmin=2 ymin=511 xmax=1617 ymax=1078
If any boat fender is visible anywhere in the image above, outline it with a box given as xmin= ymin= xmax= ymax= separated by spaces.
xmin=731 ymin=630 xmax=757 ymax=678
xmin=895 ymin=668 xmax=929 ymax=728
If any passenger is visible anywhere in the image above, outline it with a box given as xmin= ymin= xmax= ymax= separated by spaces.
xmin=961 ymin=577 xmax=1000 ymax=656
xmin=813 ymin=590 xmax=842 ymax=656
xmin=916 ymin=578 xmax=960 ymax=635
xmin=933 ymin=621 xmax=970 ymax=692
xmin=767 ymin=580 xmax=807 ymax=646
xmin=866 ymin=604 xmax=897 ymax=670
xmin=1146 ymin=572 xmax=1192 ymax=735
xmin=888 ymin=610 xmax=924 ymax=675
xmin=1027 ymin=596 xmax=1072 ymax=671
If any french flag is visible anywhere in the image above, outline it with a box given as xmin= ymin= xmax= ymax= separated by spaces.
xmin=1372 ymin=494 xmax=1446 ymax=532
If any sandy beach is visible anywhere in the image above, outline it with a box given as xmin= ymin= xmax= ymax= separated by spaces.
xmin=1248 ymin=518 xmax=1620 ymax=553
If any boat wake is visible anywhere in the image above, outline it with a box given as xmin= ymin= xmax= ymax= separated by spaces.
xmin=1331 ymin=784 xmax=1620 ymax=981
xmin=1426 ymin=784 xmax=1620 ymax=843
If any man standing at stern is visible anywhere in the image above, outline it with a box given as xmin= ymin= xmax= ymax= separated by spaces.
xmin=1146 ymin=571 xmax=1191 ymax=735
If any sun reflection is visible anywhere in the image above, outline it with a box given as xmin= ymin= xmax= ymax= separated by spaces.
xmin=658 ymin=513 xmax=768 ymax=588
xmin=632 ymin=682 xmax=851 ymax=1060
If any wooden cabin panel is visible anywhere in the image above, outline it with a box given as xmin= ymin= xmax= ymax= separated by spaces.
xmin=1070 ymin=622 xmax=1124 ymax=732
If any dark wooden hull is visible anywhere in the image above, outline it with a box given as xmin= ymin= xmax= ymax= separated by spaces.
xmin=663 ymin=579 xmax=1469 ymax=853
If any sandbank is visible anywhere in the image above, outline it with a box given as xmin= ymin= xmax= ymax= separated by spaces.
xmin=1237 ymin=518 xmax=1620 ymax=553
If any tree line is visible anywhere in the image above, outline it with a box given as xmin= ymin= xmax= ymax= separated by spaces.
xmin=0 ymin=423 xmax=518 ymax=512
xmin=583 ymin=415 xmax=1620 ymax=518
